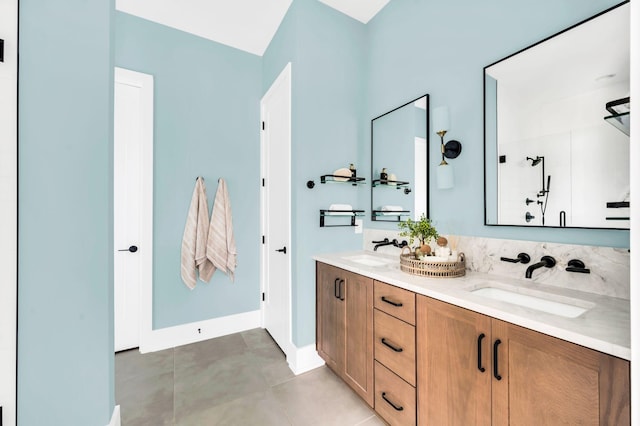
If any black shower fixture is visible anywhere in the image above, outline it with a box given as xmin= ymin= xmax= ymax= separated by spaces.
xmin=526 ymin=156 xmax=543 ymax=166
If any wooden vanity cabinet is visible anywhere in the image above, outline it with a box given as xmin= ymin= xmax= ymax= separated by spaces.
xmin=316 ymin=262 xmax=374 ymax=406
xmin=417 ymin=295 xmax=631 ymax=426
xmin=373 ymin=280 xmax=417 ymax=425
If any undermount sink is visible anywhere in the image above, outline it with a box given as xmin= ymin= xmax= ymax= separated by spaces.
xmin=342 ymin=254 xmax=394 ymax=267
xmin=469 ymin=285 xmax=594 ymax=318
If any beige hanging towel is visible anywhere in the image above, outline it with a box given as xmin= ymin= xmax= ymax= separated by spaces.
xmin=180 ymin=177 xmax=215 ymax=289
xmin=207 ymin=178 xmax=237 ymax=281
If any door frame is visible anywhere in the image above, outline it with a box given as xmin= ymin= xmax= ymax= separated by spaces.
xmin=0 ymin=0 xmax=18 ymax=423
xmin=260 ymin=62 xmax=293 ymax=358
xmin=114 ymin=67 xmax=154 ymax=352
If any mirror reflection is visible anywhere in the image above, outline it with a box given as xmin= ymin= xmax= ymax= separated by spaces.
xmin=484 ymin=2 xmax=630 ymax=229
xmin=371 ymin=95 xmax=429 ymax=222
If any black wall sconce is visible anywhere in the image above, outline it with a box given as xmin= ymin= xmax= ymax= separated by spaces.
xmin=433 ymin=106 xmax=462 ymax=189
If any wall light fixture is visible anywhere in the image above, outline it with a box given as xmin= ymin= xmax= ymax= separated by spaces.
xmin=433 ymin=106 xmax=462 ymax=189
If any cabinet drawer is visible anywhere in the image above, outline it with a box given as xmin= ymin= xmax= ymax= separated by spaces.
xmin=374 ymin=309 xmax=415 ymax=386
xmin=374 ymin=281 xmax=415 ymax=325
xmin=375 ymin=361 xmax=416 ymax=426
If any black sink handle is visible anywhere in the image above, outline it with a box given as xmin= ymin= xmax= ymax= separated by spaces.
xmin=500 ymin=253 xmax=531 ymax=264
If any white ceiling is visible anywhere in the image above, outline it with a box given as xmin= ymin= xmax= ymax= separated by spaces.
xmin=115 ymin=0 xmax=390 ymax=56
xmin=318 ymin=0 xmax=390 ymax=24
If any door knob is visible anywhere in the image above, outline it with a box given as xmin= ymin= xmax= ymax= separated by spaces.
xmin=275 ymin=247 xmax=287 ymax=254
xmin=118 ymin=245 xmax=138 ymax=253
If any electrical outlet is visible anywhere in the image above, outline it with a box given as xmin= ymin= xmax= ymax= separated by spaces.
xmin=354 ymin=218 xmax=363 ymax=234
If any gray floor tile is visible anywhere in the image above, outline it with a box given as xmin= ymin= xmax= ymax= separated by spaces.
xmin=355 ymin=415 xmax=387 ymax=425
xmin=271 ymin=366 xmax=376 ymax=426
xmin=174 ymin=351 xmax=270 ymax=419
xmin=116 ymin=371 xmax=174 ymax=426
xmin=115 ymin=329 xmax=383 ymax=426
xmin=241 ymin=328 xmax=280 ymax=350
xmin=174 ymin=333 xmax=248 ymax=369
xmin=176 ymin=389 xmax=292 ymax=426
xmin=259 ymin=358 xmax=296 ymax=387
xmin=115 ymin=347 xmax=174 ymax=383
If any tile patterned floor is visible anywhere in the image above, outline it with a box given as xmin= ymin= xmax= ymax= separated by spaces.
xmin=115 ymin=328 xmax=384 ymax=426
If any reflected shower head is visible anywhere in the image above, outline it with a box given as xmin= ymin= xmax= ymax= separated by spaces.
xmin=526 ymin=156 xmax=543 ymax=166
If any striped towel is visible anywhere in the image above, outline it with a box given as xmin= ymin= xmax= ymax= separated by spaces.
xmin=207 ymin=178 xmax=237 ymax=281
xmin=180 ymin=177 xmax=215 ymax=289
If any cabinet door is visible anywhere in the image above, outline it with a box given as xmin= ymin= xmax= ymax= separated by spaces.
xmin=417 ymin=295 xmax=492 ymax=426
xmin=492 ymin=320 xmax=630 ymax=426
xmin=316 ymin=262 xmax=345 ymax=371
xmin=343 ymin=270 xmax=374 ymax=406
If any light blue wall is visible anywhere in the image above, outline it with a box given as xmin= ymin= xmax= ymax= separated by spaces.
xmin=263 ymin=0 xmax=367 ymax=346
xmin=115 ymin=13 xmax=263 ymax=328
xmin=18 ymin=1 xmax=115 ymax=425
xmin=366 ymin=0 xmax=629 ymax=248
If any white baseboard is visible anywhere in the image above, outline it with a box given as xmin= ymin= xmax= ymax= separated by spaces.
xmin=287 ymin=343 xmax=325 ymax=375
xmin=139 ymin=310 xmax=261 ymax=353
xmin=107 ymin=405 xmax=120 ymax=426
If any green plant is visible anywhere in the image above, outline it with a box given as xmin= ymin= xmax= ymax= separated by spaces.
xmin=398 ymin=214 xmax=439 ymax=246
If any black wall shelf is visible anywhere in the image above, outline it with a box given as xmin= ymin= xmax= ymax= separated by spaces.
xmin=320 ymin=174 xmax=366 ymax=185
xmin=372 ymin=179 xmax=410 ymax=188
xmin=319 ymin=210 xmax=364 ymax=227
xmin=371 ymin=210 xmax=411 ymax=222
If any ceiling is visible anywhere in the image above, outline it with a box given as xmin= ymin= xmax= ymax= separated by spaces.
xmin=115 ymin=0 xmax=390 ymax=56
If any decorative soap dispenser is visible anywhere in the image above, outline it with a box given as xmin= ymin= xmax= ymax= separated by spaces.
xmin=380 ymin=168 xmax=388 ymax=182
xmin=349 ymin=163 xmax=356 ymax=178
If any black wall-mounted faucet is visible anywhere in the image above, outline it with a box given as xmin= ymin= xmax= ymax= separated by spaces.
xmin=372 ymin=238 xmax=408 ymax=251
xmin=525 ymin=256 xmax=556 ymax=278
xmin=500 ymin=253 xmax=531 ymax=264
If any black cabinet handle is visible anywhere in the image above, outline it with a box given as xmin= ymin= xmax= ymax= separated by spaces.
xmin=334 ymin=278 xmax=340 ymax=299
xmin=381 ymin=296 xmax=403 ymax=307
xmin=381 ymin=338 xmax=403 ymax=353
xmin=381 ymin=392 xmax=404 ymax=411
xmin=493 ymin=339 xmax=502 ymax=381
xmin=118 ymin=245 xmax=138 ymax=253
xmin=338 ymin=279 xmax=345 ymax=301
xmin=477 ymin=333 xmax=486 ymax=372
xmin=275 ymin=246 xmax=287 ymax=254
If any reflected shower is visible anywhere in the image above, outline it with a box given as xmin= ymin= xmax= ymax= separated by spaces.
xmin=527 ymin=156 xmax=543 ymax=166
xmin=524 ymin=155 xmax=551 ymax=225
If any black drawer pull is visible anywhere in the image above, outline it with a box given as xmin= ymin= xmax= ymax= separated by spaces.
xmin=381 ymin=296 xmax=403 ymax=307
xmin=334 ymin=278 xmax=340 ymax=299
xmin=382 ymin=392 xmax=404 ymax=411
xmin=493 ymin=339 xmax=502 ymax=381
xmin=381 ymin=338 xmax=403 ymax=353
xmin=338 ymin=279 xmax=345 ymax=301
xmin=477 ymin=333 xmax=486 ymax=372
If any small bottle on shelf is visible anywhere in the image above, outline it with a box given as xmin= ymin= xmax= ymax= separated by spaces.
xmin=349 ymin=163 xmax=356 ymax=178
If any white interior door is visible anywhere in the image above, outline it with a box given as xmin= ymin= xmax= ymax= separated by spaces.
xmin=0 ymin=1 xmax=18 ymax=423
xmin=114 ymin=68 xmax=153 ymax=352
xmin=261 ymin=63 xmax=292 ymax=357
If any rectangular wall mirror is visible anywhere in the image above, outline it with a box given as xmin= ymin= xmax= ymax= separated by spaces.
xmin=484 ymin=1 xmax=630 ymax=230
xmin=371 ymin=94 xmax=429 ymax=222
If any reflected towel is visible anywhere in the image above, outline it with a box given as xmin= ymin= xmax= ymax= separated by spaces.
xmin=207 ymin=178 xmax=237 ymax=281
xmin=181 ymin=177 xmax=215 ymax=289
xmin=380 ymin=205 xmax=404 ymax=216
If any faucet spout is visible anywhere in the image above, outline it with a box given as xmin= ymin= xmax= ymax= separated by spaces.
xmin=525 ymin=256 xmax=556 ymax=278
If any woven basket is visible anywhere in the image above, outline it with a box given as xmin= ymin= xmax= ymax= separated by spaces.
xmin=399 ymin=246 xmax=466 ymax=278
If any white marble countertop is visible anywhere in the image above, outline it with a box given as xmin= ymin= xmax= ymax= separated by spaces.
xmin=313 ymin=250 xmax=630 ymax=361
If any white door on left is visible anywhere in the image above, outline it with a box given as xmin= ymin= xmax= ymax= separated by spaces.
xmin=114 ymin=68 xmax=153 ymax=352
xmin=0 ymin=0 xmax=18 ymax=423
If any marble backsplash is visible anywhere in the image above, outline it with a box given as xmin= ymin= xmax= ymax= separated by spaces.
xmin=363 ymin=228 xmax=630 ymax=300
